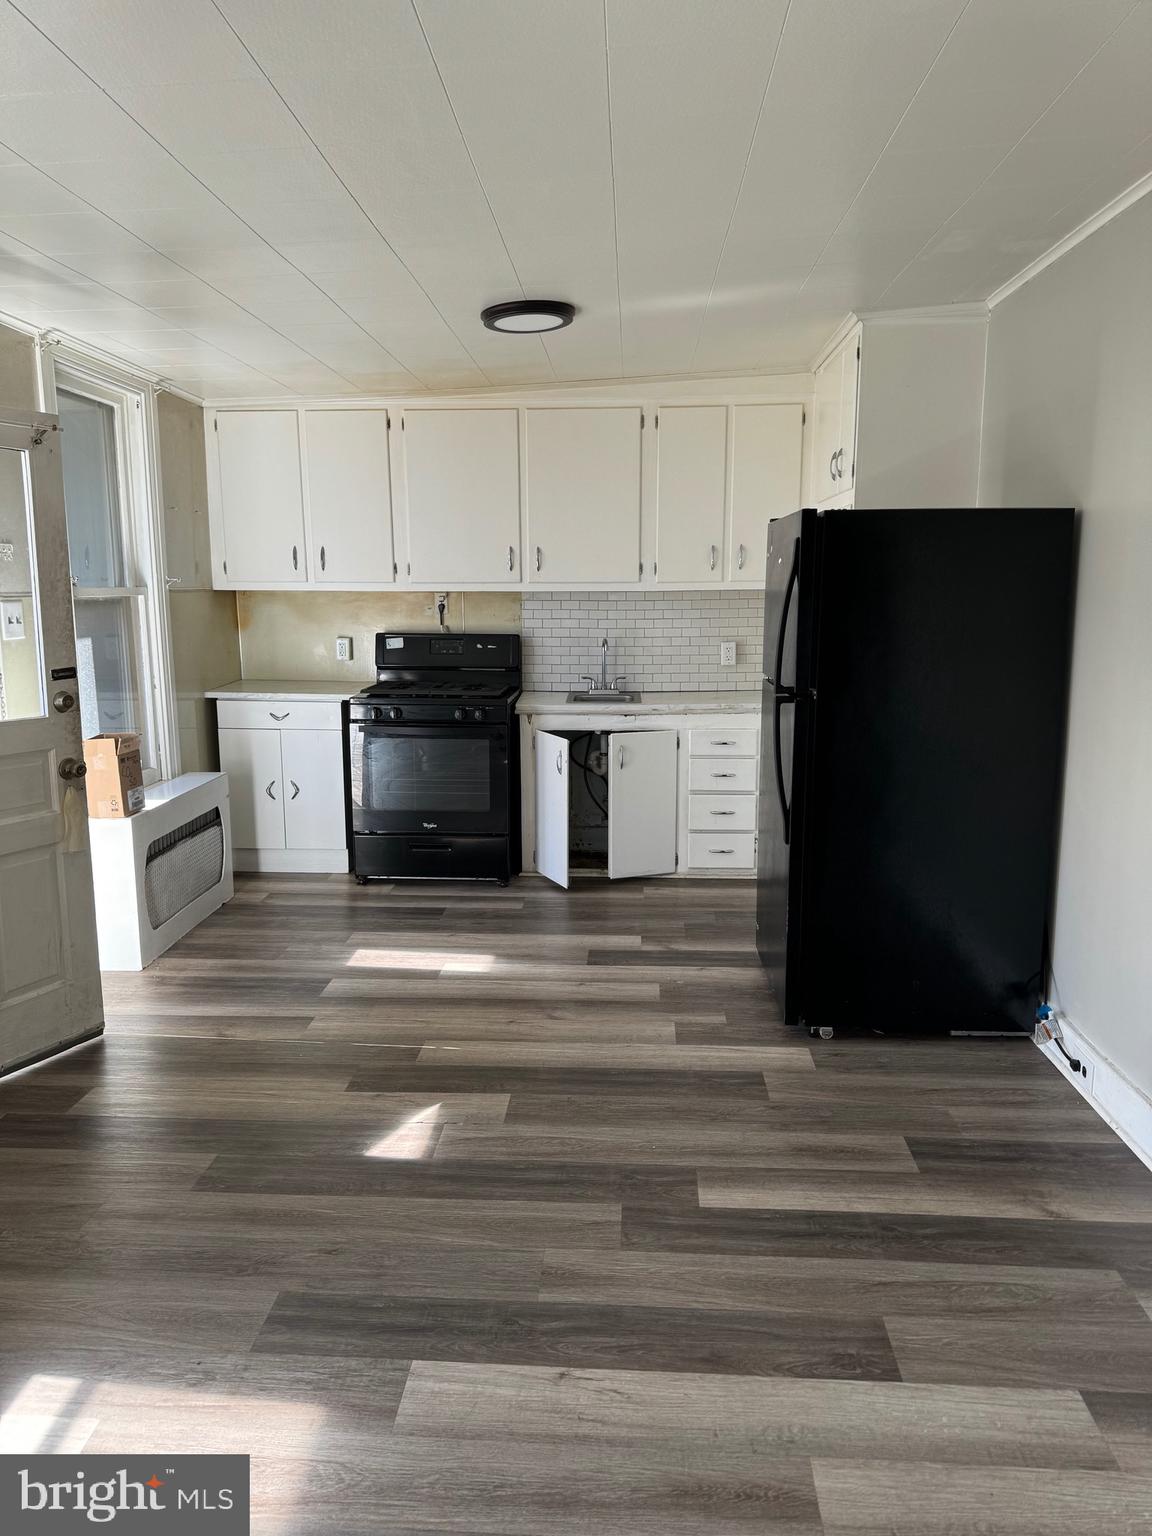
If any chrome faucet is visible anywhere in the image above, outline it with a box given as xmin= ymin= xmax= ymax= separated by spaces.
xmin=600 ymin=635 xmax=610 ymax=692
xmin=576 ymin=636 xmax=629 ymax=696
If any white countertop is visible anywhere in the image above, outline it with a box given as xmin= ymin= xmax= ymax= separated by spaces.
xmin=516 ymin=690 xmax=761 ymax=717
xmin=206 ymin=679 xmax=361 ymax=702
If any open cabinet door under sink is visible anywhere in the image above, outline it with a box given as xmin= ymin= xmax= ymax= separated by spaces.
xmin=608 ymin=730 xmax=677 ymax=879
xmin=534 ymin=728 xmax=570 ymax=889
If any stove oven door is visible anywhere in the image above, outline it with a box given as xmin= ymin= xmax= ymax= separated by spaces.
xmin=346 ymin=721 xmax=511 ymax=836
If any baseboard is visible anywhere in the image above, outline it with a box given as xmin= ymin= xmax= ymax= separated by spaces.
xmin=233 ymin=848 xmax=349 ymax=874
xmin=1034 ymin=1016 xmax=1152 ymax=1173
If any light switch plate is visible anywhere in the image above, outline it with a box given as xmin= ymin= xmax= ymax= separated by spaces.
xmin=335 ymin=636 xmax=353 ymax=661
xmin=720 ymin=641 xmax=736 ymax=666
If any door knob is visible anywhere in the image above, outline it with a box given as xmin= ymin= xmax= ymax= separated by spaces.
xmin=52 ymin=690 xmax=76 ymax=713
xmin=58 ymin=757 xmax=86 ymax=782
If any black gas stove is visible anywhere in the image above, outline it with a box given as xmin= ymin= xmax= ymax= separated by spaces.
xmin=345 ymin=633 xmax=521 ymax=883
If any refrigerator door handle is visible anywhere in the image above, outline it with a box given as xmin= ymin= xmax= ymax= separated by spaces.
xmin=773 ymin=691 xmax=794 ymax=846
xmin=771 ymin=536 xmax=800 ymax=690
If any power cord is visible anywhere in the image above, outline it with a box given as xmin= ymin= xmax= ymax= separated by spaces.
xmin=1036 ymin=1005 xmax=1083 ymax=1074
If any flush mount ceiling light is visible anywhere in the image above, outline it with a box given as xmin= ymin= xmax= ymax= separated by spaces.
xmin=481 ymin=299 xmax=576 ymax=333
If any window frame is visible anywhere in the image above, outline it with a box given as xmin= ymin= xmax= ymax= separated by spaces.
xmin=47 ymin=353 xmax=178 ymax=785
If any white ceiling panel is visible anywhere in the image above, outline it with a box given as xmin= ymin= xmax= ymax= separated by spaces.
xmin=0 ymin=0 xmax=1150 ymax=396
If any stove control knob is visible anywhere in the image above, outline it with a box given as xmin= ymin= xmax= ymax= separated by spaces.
xmin=386 ymin=706 xmax=402 ymax=721
xmin=472 ymin=707 xmax=485 ymax=721
xmin=453 ymin=706 xmax=466 ymax=721
xmin=370 ymin=707 xmax=385 ymax=721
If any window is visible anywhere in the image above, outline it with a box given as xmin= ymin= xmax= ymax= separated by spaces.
xmin=54 ymin=367 xmax=173 ymax=782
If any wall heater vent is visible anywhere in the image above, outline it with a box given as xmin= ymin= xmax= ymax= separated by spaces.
xmin=144 ymin=807 xmax=225 ymax=930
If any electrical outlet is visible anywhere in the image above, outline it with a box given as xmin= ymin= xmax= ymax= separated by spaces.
xmin=720 ymin=641 xmax=736 ymax=666
xmin=335 ymin=636 xmax=352 ymax=661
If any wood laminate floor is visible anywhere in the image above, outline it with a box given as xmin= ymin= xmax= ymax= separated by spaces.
xmin=3 ymin=873 xmax=1152 ymax=1533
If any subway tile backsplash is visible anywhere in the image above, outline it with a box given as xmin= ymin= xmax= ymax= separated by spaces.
xmin=521 ymin=591 xmax=764 ymax=692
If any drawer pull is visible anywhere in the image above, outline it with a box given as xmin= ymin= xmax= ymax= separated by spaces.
xmin=711 ymin=739 xmax=735 ymax=746
xmin=269 ymin=711 xmax=289 ymax=721
xmin=711 ymin=771 xmax=736 ymax=778
xmin=710 ymin=809 xmax=736 ymax=816
xmin=709 ymin=847 xmax=735 ymax=854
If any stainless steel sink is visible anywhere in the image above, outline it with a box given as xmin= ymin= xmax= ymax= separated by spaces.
xmin=566 ymin=690 xmax=643 ymax=705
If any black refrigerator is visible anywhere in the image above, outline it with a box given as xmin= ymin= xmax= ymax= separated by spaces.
xmin=756 ymin=506 xmax=1075 ymax=1037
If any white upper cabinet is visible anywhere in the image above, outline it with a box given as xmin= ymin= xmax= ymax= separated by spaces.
xmin=729 ymin=404 xmax=804 ymax=582
xmin=402 ymin=408 xmax=520 ymax=584
xmin=525 ymin=407 xmax=642 ymax=584
xmin=304 ymin=410 xmax=394 ymax=585
xmin=812 ymin=328 xmax=860 ymax=504
xmin=654 ymin=406 xmax=727 ymax=584
xmin=214 ymin=411 xmax=307 ymax=583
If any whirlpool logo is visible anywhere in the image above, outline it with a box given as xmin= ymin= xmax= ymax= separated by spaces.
xmin=2 ymin=1455 xmax=249 ymax=1531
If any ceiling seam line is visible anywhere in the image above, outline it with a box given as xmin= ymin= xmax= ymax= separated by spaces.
xmin=3 ymin=0 xmax=447 ymax=391
xmin=602 ymin=0 xmax=624 ymax=379
xmin=205 ymin=0 xmax=482 ymax=386
xmin=872 ymin=0 xmax=1146 ymax=305
xmin=407 ymin=0 xmax=556 ymax=380
xmin=789 ymin=0 xmax=975 ymax=302
xmin=685 ymin=0 xmax=794 ymax=374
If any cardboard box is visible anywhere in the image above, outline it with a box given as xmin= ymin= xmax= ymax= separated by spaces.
xmin=83 ymin=732 xmax=146 ymax=818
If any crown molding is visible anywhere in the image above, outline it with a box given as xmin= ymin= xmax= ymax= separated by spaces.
xmin=987 ymin=167 xmax=1152 ymax=309
xmin=855 ymin=301 xmax=989 ymax=326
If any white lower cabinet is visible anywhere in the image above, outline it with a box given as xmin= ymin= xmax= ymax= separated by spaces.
xmin=527 ymin=711 xmax=759 ymax=882
xmin=534 ymin=727 xmax=678 ymax=887
xmin=216 ymin=702 xmax=347 ymax=873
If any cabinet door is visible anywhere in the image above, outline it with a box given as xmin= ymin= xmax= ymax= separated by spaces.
xmin=218 ymin=728 xmax=285 ymax=849
xmin=281 ymin=729 xmax=347 ymax=850
xmin=654 ymin=406 xmax=727 ymax=584
xmin=215 ymin=411 xmax=306 ymax=583
xmin=812 ymin=352 xmax=842 ymax=503
xmin=838 ymin=334 xmax=860 ymax=493
xmin=403 ymin=409 xmax=520 ymax=584
xmin=728 ymin=404 xmax=804 ymax=581
xmin=534 ymin=729 xmax=570 ymax=889
xmin=608 ymin=730 xmax=677 ymax=879
xmin=305 ymin=410 xmax=393 ymax=585
xmin=525 ymin=408 xmax=641 ymax=583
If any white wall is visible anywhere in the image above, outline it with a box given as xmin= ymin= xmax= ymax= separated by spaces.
xmin=979 ymin=194 xmax=1152 ymax=1103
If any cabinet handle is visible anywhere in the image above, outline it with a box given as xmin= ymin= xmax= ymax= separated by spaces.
xmin=320 ymin=545 xmax=326 ymax=572
xmin=556 ymin=750 xmax=563 ymax=775
xmin=618 ymin=745 xmax=625 ymax=771
xmin=711 ymin=771 xmax=736 ymax=778
xmin=708 ymin=847 xmax=735 ymax=854
xmin=536 ymin=546 xmax=542 ymax=573
xmin=829 ymin=451 xmax=837 ymax=481
xmin=291 ymin=544 xmax=298 ymax=570
xmin=711 ymin=739 xmax=735 ymax=746
xmin=710 ymin=809 xmax=736 ymax=816
xmin=737 ymin=544 xmax=745 ymax=570
xmin=290 ymin=780 xmax=300 ymax=800
xmin=508 ymin=545 xmax=515 ymax=572
xmin=837 ymin=447 xmax=846 ymax=478
xmin=265 ymin=780 xmax=277 ymax=800
xmin=709 ymin=544 xmax=717 ymax=571
xmin=269 ymin=711 xmax=289 ymax=721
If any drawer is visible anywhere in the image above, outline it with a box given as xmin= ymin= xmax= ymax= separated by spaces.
xmin=689 ymin=757 xmax=758 ymax=794
xmin=216 ymin=699 xmax=342 ymax=731
xmin=687 ymin=832 xmax=756 ymax=869
xmin=688 ymin=727 xmax=757 ymax=758
xmin=690 ymin=793 xmax=757 ymax=832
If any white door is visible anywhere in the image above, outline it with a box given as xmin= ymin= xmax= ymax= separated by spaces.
xmin=403 ymin=409 xmax=520 ymax=584
xmin=812 ymin=350 xmax=843 ymax=503
xmin=281 ymin=730 xmax=346 ymax=849
xmin=838 ymin=334 xmax=860 ymax=493
xmin=305 ymin=410 xmax=394 ymax=585
xmin=525 ymin=408 xmax=642 ymax=583
xmin=215 ymin=411 xmax=306 ymax=583
xmin=654 ymin=406 xmax=727 ymax=584
xmin=0 ymin=414 xmax=103 ymax=1073
xmin=534 ymin=728 xmax=570 ymax=889
xmin=218 ymin=728 xmax=285 ymax=849
xmin=728 ymin=404 xmax=804 ymax=581
xmin=608 ymin=729 xmax=677 ymax=879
